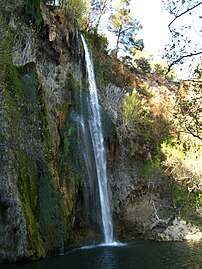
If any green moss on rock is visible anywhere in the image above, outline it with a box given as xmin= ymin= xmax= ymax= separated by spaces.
xmin=16 ymin=153 xmax=46 ymax=259
xmin=5 ymin=63 xmax=25 ymax=99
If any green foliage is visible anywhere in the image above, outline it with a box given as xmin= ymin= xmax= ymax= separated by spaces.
xmin=139 ymin=134 xmax=202 ymax=220
xmin=58 ymin=0 xmax=86 ymax=23
xmin=134 ymin=57 xmax=152 ymax=74
xmin=82 ymin=30 xmax=109 ymax=54
xmin=152 ymin=60 xmax=177 ymax=80
xmin=193 ymin=58 xmax=202 ymax=79
xmin=161 ymin=138 xmax=186 ymax=161
xmin=153 ymin=63 xmax=166 ymax=75
xmin=161 ymin=137 xmax=202 ymax=212
xmin=122 ymin=90 xmax=150 ymax=125
xmin=174 ymin=183 xmax=202 ymax=212
xmin=120 ymin=49 xmax=177 ymax=79
xmin=174 ymin=82 xmax=202 ymax=140
xmin=139 ymin=157 xmax=164 ymax=181
xmin=121 ymin=89 xmax=170 ymax=159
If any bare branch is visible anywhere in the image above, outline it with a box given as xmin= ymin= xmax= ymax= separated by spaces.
xmin=185 ymin=125 xmax=202 ymax=140
xmin=166 ymin=51 xmax=202 ymax=75
xmin=168 ymin=2 xmax=202 ymax=28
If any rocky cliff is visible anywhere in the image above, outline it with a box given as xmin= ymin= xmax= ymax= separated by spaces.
xmin=0 ymin=4 xmax=85 ymax=262
xmin=0 ymin=3 xmax=120 ymax=262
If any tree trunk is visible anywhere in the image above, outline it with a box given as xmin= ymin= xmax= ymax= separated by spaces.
xmin=115 ymin=26 xmax=121 ymax=57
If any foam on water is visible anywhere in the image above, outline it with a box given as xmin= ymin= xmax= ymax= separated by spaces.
xmin=80 ymin=242 xmax=127 ymax=250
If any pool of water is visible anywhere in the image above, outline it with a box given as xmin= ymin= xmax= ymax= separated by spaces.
xmin=4 ymin=240 xmax=202 ymax=269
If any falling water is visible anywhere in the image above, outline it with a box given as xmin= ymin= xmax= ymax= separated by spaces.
xmin=81 ymin=35 xmax=114 ymax=244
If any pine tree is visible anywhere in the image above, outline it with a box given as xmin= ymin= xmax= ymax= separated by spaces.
xmin=108 ymin=0 xmax=143 ymax=57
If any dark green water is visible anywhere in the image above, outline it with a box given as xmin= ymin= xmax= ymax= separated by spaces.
xmin=4 ymin=240 xmax=202 ymax=269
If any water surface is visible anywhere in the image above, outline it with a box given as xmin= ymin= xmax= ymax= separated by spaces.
xmin=4 ymin=240 xmax=202 ymax=269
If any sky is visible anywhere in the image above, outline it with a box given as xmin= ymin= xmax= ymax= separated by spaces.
xmin=130 ymin=0 xmax=172 ymax=58
xmin=106 ymin=0 xmax=172 ymax=56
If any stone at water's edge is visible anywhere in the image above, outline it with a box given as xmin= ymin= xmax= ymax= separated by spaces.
xmin=157 ymin=218 xmax=202 ymax=241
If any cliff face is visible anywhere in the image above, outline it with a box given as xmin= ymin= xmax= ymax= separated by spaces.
xmin=0 ymin=4 xmax=84 ymax=262
xmin=97 ymin=71 xmax=177 ymax=239
xmin=0 ymin=3 xmax=119 ymax=262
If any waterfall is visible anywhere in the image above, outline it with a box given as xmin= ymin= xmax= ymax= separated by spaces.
xmin=81 ymin=35 xmax=114 ymax=244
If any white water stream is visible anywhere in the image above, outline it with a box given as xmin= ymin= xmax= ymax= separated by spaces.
xmin=81 ymin=35 xmax=114 ymax=244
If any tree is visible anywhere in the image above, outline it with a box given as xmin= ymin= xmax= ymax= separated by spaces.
xmin=83 ymin=0 xmax=113 ymax=30
xmin=108 ymin=0 xmax=143 ymax=57
xmin=162 ymin=1 xmax=202 ymax=140
xmin=56 ymin=0 xmax=86 ymax=22
xmin=162 ymin=0 xmax=202 ymax=74
xmin=193 ymin=57 xmax=202 ymax=79
xmin=54 ymin=0 xmax=111 ymax=30
xmin=134 ymin=57 xmax=151 ymax=74
xmin=152 ymin=60 xmax=177 ymax=80
xmin=175 ymin=81 xmax=202 ymax=140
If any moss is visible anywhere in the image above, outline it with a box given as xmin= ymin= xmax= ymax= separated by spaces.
xmin=2 ymin=61 xmax=60 ymax=257
xmin=82 ymin=30 xmax=109 ymax=55
xmin=67 ymin=73 xmax=77 ymax=88
xmin=37 ymin=172 xmax=63 ymax=249
xmin=67 ymin=72 xmax=88 ymax=92
xmin=2 ymin=64 xmax=27 ymax=144
xmin=16 ymin=153 xmax=46 ymax=259
xmin=58 ymin=103 xmax=69 ymax=120
xmin=18 ymin=61 xmax=36 ymax=75
xmin=3 ymin=62 xmax=39 ymax=115
xmin=36 ymin=158 xmax=80 ymax=251
xmin=4 ymin=63 xmax=25 ymax=100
